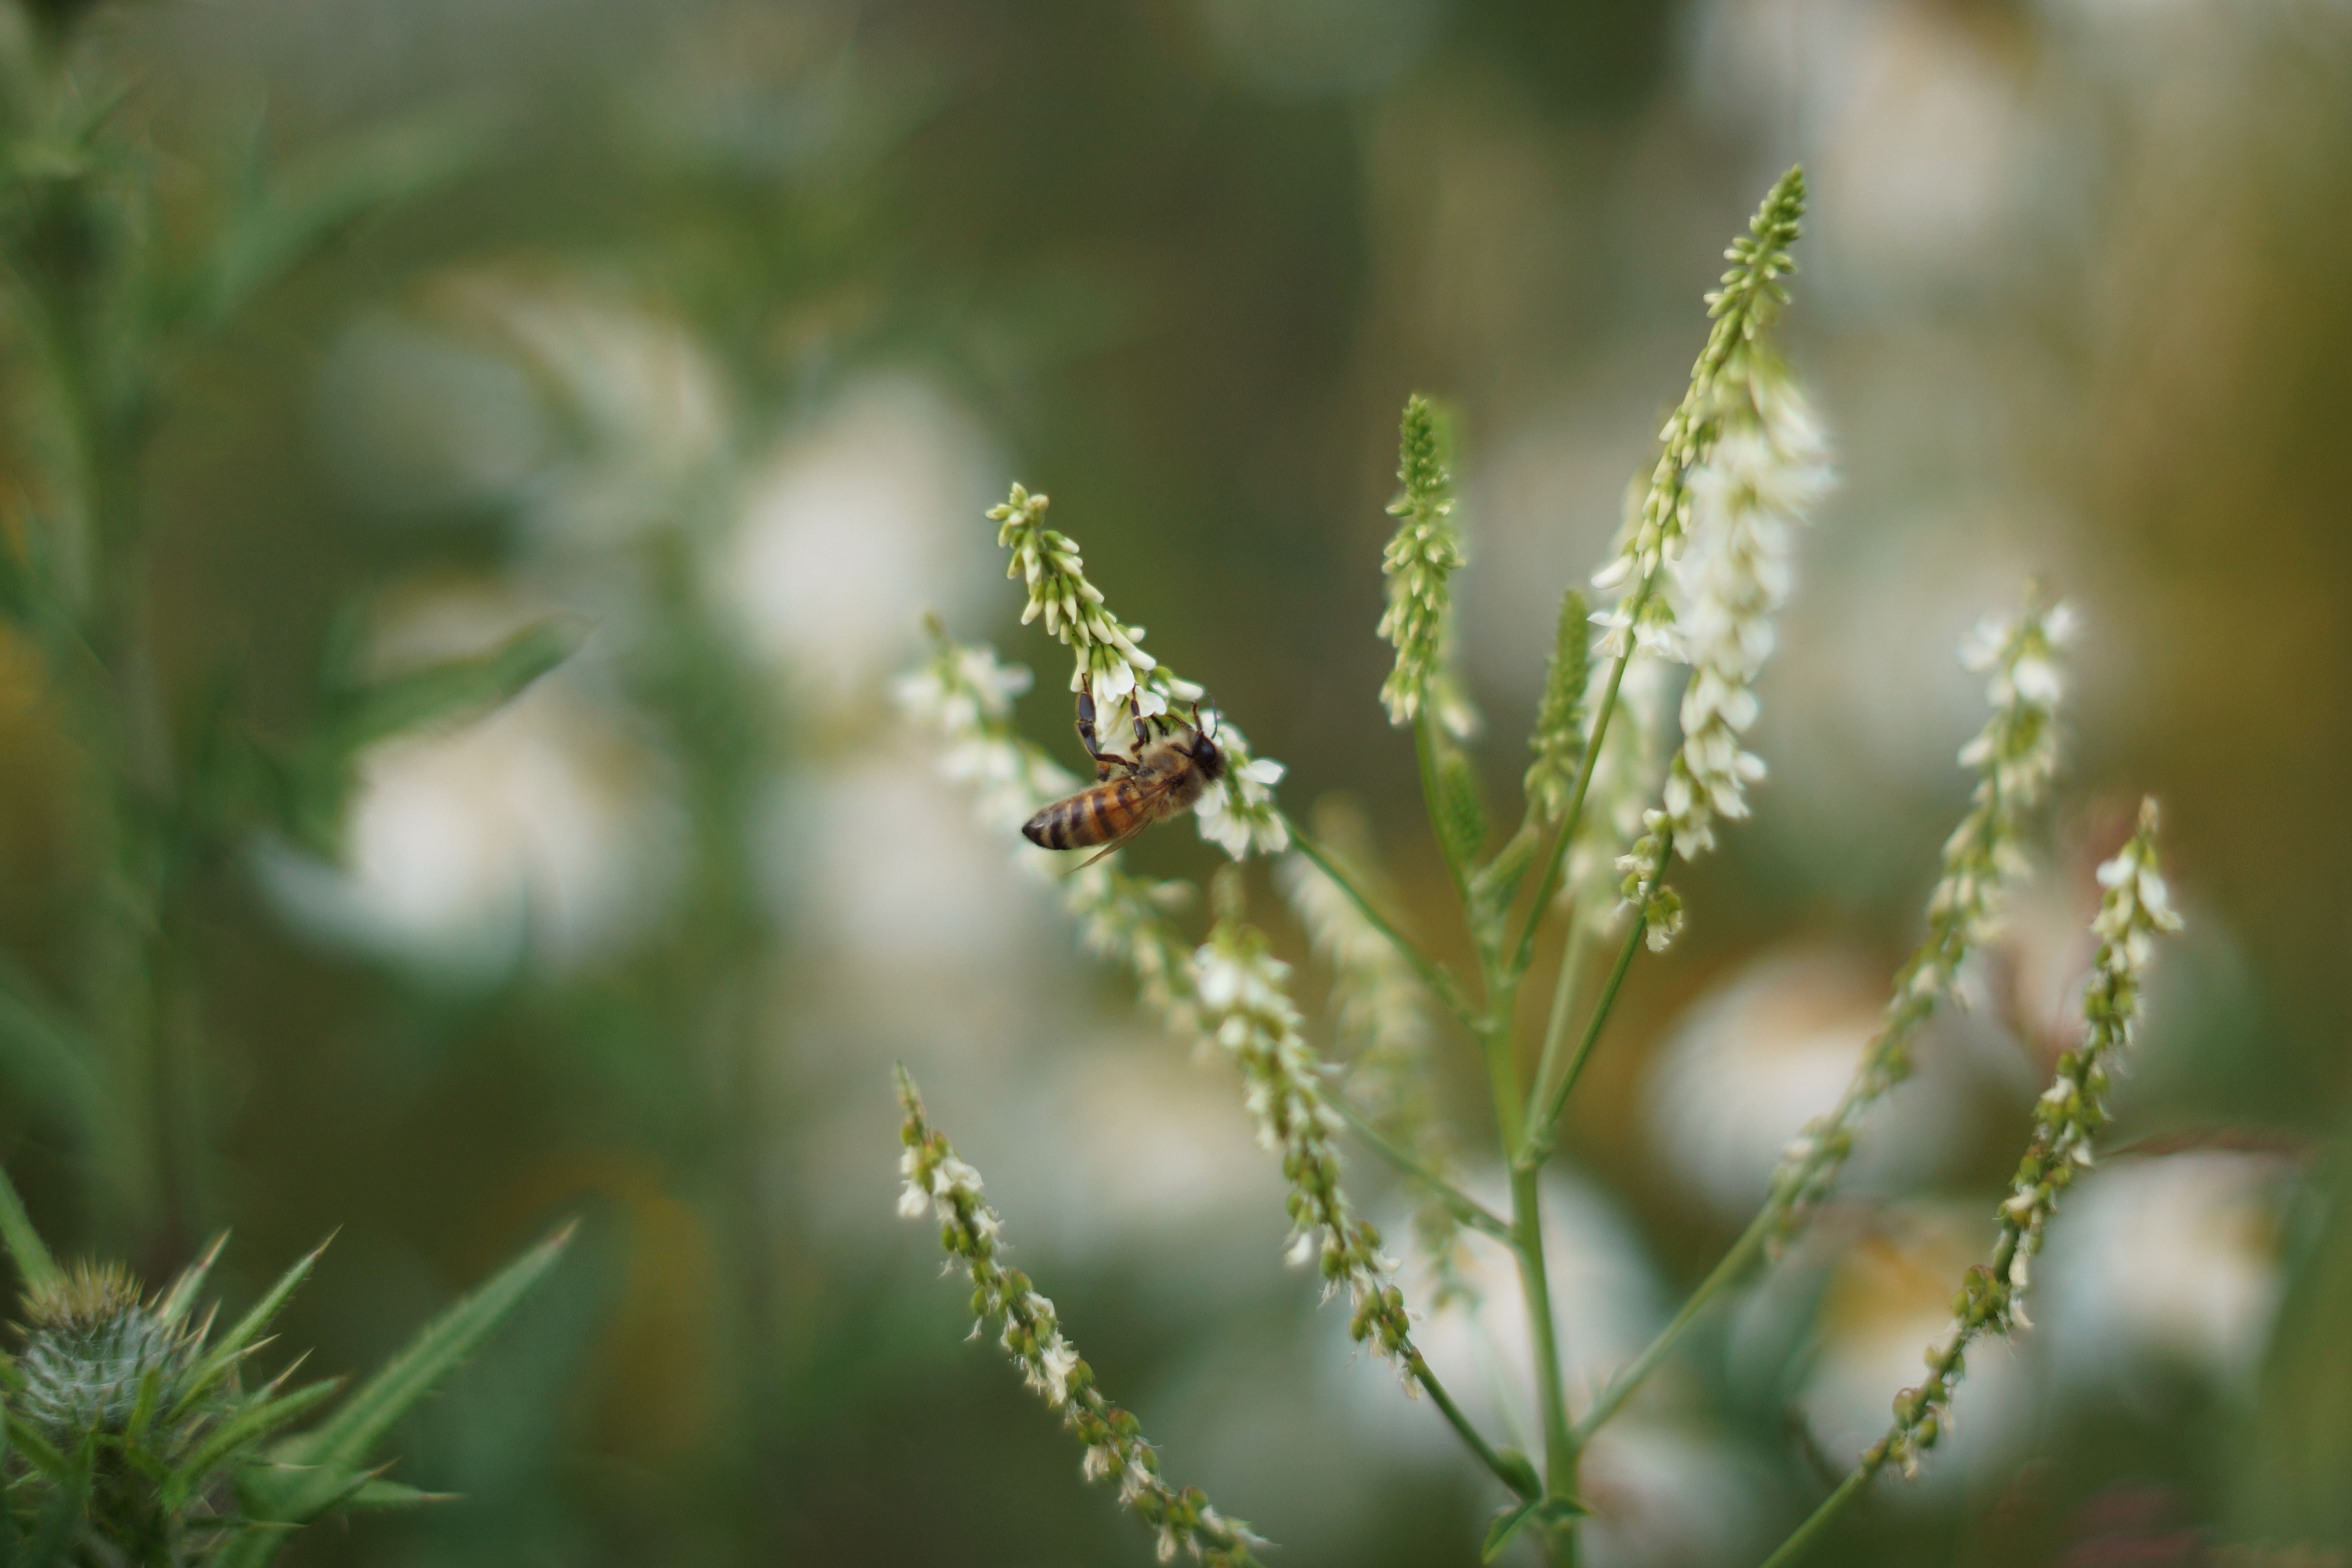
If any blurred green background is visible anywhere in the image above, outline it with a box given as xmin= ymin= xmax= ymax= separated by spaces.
xmin=3 ymin=0 xmax=2350 ymax=1563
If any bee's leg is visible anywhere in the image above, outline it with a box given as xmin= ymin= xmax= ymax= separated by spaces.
xmin=1077 ymin=689 xmax=1136 ymax=780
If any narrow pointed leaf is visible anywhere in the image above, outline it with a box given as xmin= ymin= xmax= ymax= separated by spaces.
xmin=156 ymin=1232 xmax=231 ymax=1325
xmin=170 ymin=1379 xmax=343 ymax=1505
xmin=180 ymin=103 xmax=499 ymax=328
xmin=272 ymin=617 xmax=590 ymax=854
xmin=258 ymin=1224 xmax=571 ymax=1523
xmin=0 ymin=1163 xmax=59 ymax=1294
xmin=1482 ymin=1497 xmax=1544 ymax=1563
xmin=177 ymin=1238 xmax=331 ymax=1416
xmin=23 ymin=1441 xmax=88 ymax=1568
xmin=345 ymin=1477 xmax=454 ymax=1510
xmin=127 ymin=1363 xmax=164 ymax=1443
xmin=4 ymin=1414 xmax=66 ymax=1481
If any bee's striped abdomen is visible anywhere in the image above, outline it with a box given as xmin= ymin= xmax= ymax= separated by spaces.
xmin=1023 ymin=778 xmax=1148 ymax=849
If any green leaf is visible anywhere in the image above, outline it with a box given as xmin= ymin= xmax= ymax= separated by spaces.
xmin=238 ymin=1224 xmax=571 ymax=1532
xmin=176 ymin=102 xmax=499 ymax=329
xmin=271 ymin=616 xmax=589 ymax=855
xmin=167 ymin=1379 xmax=343 ymax=1510
xmin=1481 ymin=1497 xmax=1543 ymax=1563
xmin=2 ymin=1413 xmax=68 ymax=1481
xmin=1492 ymin=1446 xmax=1542 ymax=1501
xmin=0 ymin=1162 xmax=60 ymax=1295
xmin=326 ymin=616 xmax=589 ymax=756
xmin=1480 ymin=1493 xmax=1593 ymax=1564
xmin=343 ymin=1477 xmax=454 ymax=1510
xmin=174 ymin=1237 xmax=332 ymax=1417
xmin=21 ymin=1437 xmax=88 ymax=1568
xmin=155 ymin=1232 xmax=230 ymax=1325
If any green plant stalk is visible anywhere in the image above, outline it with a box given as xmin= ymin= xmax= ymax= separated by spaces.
xmin=1525 ymin=908 xmax=1598 ymax=1140
xmin=1416 ymin=708 xmax=1478 ymax=922
xmin=1410 ymin=1350 xmax=1540 ymax=1503
xmin=1570 ymin=1204 xmax=1773 ymax=1446
xmin=1331 ymin=1100 xmax=1514 ymax=1245
xmin=1755 ymin=1465 xmax=1875 ymax=1568
xmin=1283 ymin=813 xmax=1484 ymax=1031
xmin=1509 ymin=1153 xmax=1576 ymax=1506
xmin=1519 ymin=904 xmax=1651 ymax=1171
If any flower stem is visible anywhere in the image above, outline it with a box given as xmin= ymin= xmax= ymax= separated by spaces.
xmin=1282 ymin=813 xmax=1484 ymax=1031
xmin=1518 ymin=907 xmax=1647 ymax=1171
xmin=1415 ymin=708 xmax=1477 ymax=915
xmin=1756 ymin=1464 xmax=1876 ymax=1568
xmin=1510 ymin=1158 xmax=1577 ymax=1497
xmin=1410 ymin=1350 xmax=1540 ymax=1501
xmin=1570 ymin=1203 xmax=1774 ymax=1445
xmin=1526 ymin=909 xmax=1597 ymax=1130
xmin=1507 ymin=583 xmax=1650 ymax=983
xmin=1330 ymin=1099 xmax=1516 ymax=1245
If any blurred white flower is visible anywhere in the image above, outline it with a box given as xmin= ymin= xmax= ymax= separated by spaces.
xmin=1577 ymin=1421 xmax=1766 ymax=1568
xmin=1795 ymin=1205 xmax=2037 ymax=1500
xmin=2037 ymin=1151 xmax=2290 ymax=1400
xmin=1646 ymin=948 xmax=1987 ymax=1220
xmin=1691 ymin=0 xmax=2033 ymax=290
xmin=256 ymin=584 xmax=685 ymax=978
xmin=715 ymin=375 xmax=1000 ymax=709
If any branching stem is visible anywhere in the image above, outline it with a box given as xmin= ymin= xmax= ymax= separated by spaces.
xmin=1281 ymin=812 xmax=1484 ymax=1032
xmin=1331 ymin=1100 xmax=1515 ymax=1246
xmin=1411 ymin=1351 xmax=1540 ymax=1502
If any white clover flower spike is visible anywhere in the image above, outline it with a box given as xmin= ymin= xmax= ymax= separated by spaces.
xmin=1191 ymin=908 xmax=1421 ymax=1376
xmin=895 ymin=1067 xmax=1267 ymax=1566
xmin=985 ymin=485 xmax=1289 ymax=860
xmin=1376 ymin=396 xmax=1466 ymax=726
xmin=1656 ymin=371 xmax=1833 ymax=862
xmin=1855 ymin=798 xmax=2180 ymax=1484
xmin=1768 ymin=594 xmax=2076 ymax=1243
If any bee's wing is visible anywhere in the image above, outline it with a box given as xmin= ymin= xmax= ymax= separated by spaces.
xmin=1068 ymin=771 xmax=1190 ymax=871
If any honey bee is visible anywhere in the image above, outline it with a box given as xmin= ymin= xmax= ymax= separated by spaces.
xmin=1023 ymin=690 xmax=1225 ymax=867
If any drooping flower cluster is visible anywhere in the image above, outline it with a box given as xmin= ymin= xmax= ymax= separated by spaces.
xmin=1864 ymin=799 xmax=2180 ymax=1481
xmin=899 ymin=632 xmax=1411 ymax=1342
xmin=1564 ymin=652 xmax=1674 ymax=918
xmin=1769 ymin=598 xmax=2076 ymax=1239
xmin=1654 ymin=370 xmax=1832 ymax=859
xmin=893 ymin=630 xmax=1076 ymax=833
xmin=1194 ymin=902 xmax=1418 ymax=1370
xmin=1576 ymin=169 xmax=1814 ymax=950
xmin=895 ymin=1068 xmax=1265 ymax=1566
xmin=987 ymin=484 xmax=1287 ymax=858
xmin=893 ymin=627 xmax=1200 ymax=1028
xmin=1376 ymin=395 xmax=1467 ymax=726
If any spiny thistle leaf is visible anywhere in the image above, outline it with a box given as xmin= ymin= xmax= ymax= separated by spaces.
xmin=244 ymin=1222 xmax=572 ymax=1528
xmin=0 ymin=1160 xmax=60 ymax=1294
xmin=174 ymin=1236 xmax=332 ymax=1418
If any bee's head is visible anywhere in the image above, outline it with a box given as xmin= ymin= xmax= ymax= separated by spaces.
xmin=1189 ymin=706 xmax=1227 ymax=782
